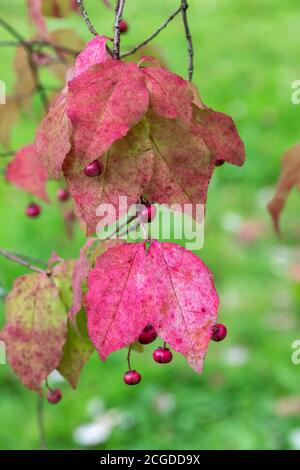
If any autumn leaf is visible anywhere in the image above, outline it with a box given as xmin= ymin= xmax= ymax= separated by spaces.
xmin=35 ymin=92 xmax=72 ymax=178
xmin=13 ymin=45 xmax=36 ymax=109
xmin=0 ymin=272 xmax=67 ymax=392
xmin=0 ymin=97 xmax=20 ymax=148
xmin=63 ymin=119 xmax=153 ymax=235
xmin=48 ymin=29 xmax=85 ymax=81
xmin=85 ymin=241 xmax=219 ymax=373
xmin=73 ymin=35 xmax=110 ymax=78
xmin=27 ymin=0 xmax=49 ymax=38
xmin=6 ymin=144 xmax=49 ymax=202
xmin=52 ymin=260 xmax=94 ymax=387
xmin=42 ymin=0 xmax=73 ymax=18
xmin=192 ymin=106 xmax=246 ymax=166
xmin=146 ymin=110 xmax=213 ymax=208
xmin=268 ymin=142 xmax=300 ymax=233
xmin=67 ymin=59 xmax=149 ymax=166
xmin=141 ymin=63 xmax=193 ymax=124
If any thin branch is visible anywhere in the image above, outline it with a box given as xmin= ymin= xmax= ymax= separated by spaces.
xmin=0 ymin=151 xmax=15 ymax=158
xmin=127 ymin=344 xmax=132 ymax=370
xmin=113 ymin=0 xmax=126 ymax=59
xmin=120 ymin=6 xmax=182 ymax=59
xmin=37 ymin=395 xmax=47 ymax=450
xmin=76 ymin=0 xmax=98 ymax=36
xmin=181 ymin=0 xmax=194 ymax=81
xmin=0 ymin=18 xmax=49 ymax=111
xmin=0 ymin=248 xmax=46 ymax=274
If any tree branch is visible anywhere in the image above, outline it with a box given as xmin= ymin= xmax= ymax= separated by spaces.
xmin=0 ymin=248 xmax=47 ymax=274
xmin=0 ymin=18 xmax=49 ymax=111
xmin=181 ymin=0 xmax=194 ymax=81
xmin=76 ymin=0 xmax=98 ymax=36
xmin=120 ymin=6 xmax=182 ymax=59
xmin=113 ymin=0 xmax=126 ymax=59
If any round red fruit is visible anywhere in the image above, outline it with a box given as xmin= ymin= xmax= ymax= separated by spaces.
xmin=138 ymin=204 xmax=156 ymax=223
xmin=123 ymin=370 xmax=141 ymax=385
xmin=138 ymin=324 xmax=157 ymax=345
xmin=46 ymin=388 xmax=62 ymax=404
xmin=57 ymin=188 xmax=70 ymax=201
xmin=84 ymin=160 xmax=102 ymax=177
xmin=215 ymin=159 xmax=225 ymax=167
xmin=119 ymin=20 xmax=128 ymax=33
xmin=153 ymin=347 xmax=173 ymax=364
xmin=211 ymin=323 xmax=227 ymax=342
xmin=26 ymin=203 xmax=41 ymax=218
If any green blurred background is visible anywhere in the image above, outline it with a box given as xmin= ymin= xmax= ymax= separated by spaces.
xmin=1 ymin=0 xmax=300 ymax=450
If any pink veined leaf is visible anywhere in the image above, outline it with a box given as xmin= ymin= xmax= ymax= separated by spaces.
xmin=69 ymin=238 xmax=124 ymax=319
xmin=6 ymin=144 xmax=49 ymax=202
xmin=192 ymin=106 xmax=246 ymax=166
xmin=63 ymin=119 xmax=153 ymax=235
xmin=27 ymin=0 xmax=49 ymax=38
xmin=0 ymin=272 xmax=67 ymax=392
xmin=145 ymin=111 xmax=214 ymax=209
xmin=85 ymin=241 xmax=219 ymax=373
xmin=141 ymin=63 xmax=193 ymax=124
xmin=35 ymin=92 xmax=72 ymax=178
xmin=67 ymin=59 xmax=149 ymax=166
xmin=73 ymin=35 xmax=110 ymax=78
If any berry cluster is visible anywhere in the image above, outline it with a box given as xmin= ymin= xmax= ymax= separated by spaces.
xmin=123 ymin=322 xmax=227 ymax=385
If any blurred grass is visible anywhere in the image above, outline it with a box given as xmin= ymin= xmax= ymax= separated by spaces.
xmin=0 ymin=0 xmax=300 ymax=450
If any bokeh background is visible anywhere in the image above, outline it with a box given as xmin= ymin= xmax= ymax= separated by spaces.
xmin=1 ymin=0 xmax=300 ymax=450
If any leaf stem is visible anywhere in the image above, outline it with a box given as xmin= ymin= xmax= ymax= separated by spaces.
xmin=120 ymin=6 xmax=182 ymax=59
xmin=181 ymin=0 xmax=194 ymax=81
xmin=127 ymin=343 xmax=132 ymax=370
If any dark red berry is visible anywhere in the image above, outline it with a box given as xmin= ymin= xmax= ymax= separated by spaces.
xmin=215 ymin=159 xmax=225 ymax=167
xmin=138 ymin=324 xmax=157 ymax=345
xmin=138 ymin=204 xmax=156 ymax=223
xmin=123 ymin=370 xmax=141 ymax=385
xmin=153 ymin=347 xmax=173 ymax=364
xmin=84 ymin=160 xmax=102 ymax=177
xmin=119 ymin=20 xmax=128 ymax=33
xmin=211 ymin=323 xmax=227 ymax=342
xmin=57 ymin=188 xmax=70 ymax=202
xmin=46 ymin=388 xmax=62 ymax=404
xmin=26 ymin=203 xmax=41 ymax=218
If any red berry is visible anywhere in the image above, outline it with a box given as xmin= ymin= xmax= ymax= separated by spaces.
xmin=46 ymin=388 xmax=62 ymax=404
xmin=211 ymin=323 xmax=227 ymax=342
xmin=123 ymin=370 xmax=141 ymax=385
xmin=119 ymin=20 xmax=128 ymax=33
xmin=138 ymin=324 xmax=157 ymax=345
xmin=26 ymin=203 xmax=41 ymax=218
xmin=57 ymin=188 xmax=70 ymax=202
xmin=153 ymin=347 xmax=173 ymax=364
xmin=138 ymin=204 xmax=156 ymax=223
xmin=84 ymin=160 xmax=102 ymax=177
xmin=215 ymin=159 xmax=225 ymax=167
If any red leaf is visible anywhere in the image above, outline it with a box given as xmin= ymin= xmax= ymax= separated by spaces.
xmin=141 ymin=63 xmax=193 ymax=124
xmin=85 ymin=241 xmax=219 ymax=373
xmin=6 ymin=144 xmax=49 ymax=202
xmin=63 ymin=119 xmax=153 ymax=235
xmin=67 ymin=59 xmax=149 ymax=166
xmin=73 ymin=35 xmax=110 ymax=78
xmin=35 ymin=92 xmax=72 ymax=178
xmin=192 ymin=106 xmax=245 ymax=166
xmin=27 ymin=0 xmax=49 ymax=38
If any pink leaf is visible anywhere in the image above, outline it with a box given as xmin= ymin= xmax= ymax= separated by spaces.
xmin=27 ymin=0 xmax=49 ymax=38
xmin=0 ymin=272 xmax=67 ymax=392
xmin=85 ymin=241 xmax=219 ymax=373
xmin=35 ymin=92 xmax=72 ymax=178
xmin=142 ymin=65 xmax=193 ymax=124
xmin=63 ymin=119 xmax=153 ymax=235
xmin=67 ymin=59 xmax=149 ymax=166
xmin=73 ymin=35 xmax=110 ymax=78
xmin=6 ymin=144 xmax=49 ymax=202
xmin=192 ymin=106 xmax=245 ymax=166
